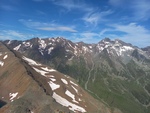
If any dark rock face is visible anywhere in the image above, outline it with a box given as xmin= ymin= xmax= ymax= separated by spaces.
xmin=0 ymin=100 xmax=6 ymax=108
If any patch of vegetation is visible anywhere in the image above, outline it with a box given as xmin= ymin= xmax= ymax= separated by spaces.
xmin=145 ymin=83 xmax=150 ymax=94
xmin=0 ymin=71 xmax=9 ymax=79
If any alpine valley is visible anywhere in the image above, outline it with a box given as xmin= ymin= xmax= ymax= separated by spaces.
xmin=1 ymin=37 xmax=150 ymax=113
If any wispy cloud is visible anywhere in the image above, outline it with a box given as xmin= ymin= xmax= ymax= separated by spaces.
xmin=36 ymin=10 xmax=47 ymax=15
xmin=81 ymin=32 xmax=99 ymax=38
xmin=51 ymin=0 xmax=92 ymax=12
xmin=109 ymin=0 xmax=150 ymax=21
xmin=70 ymin=32 xmax=102 ymax=43
xmin=108 ymin=0 xmax=126 ymax=7
xmin=132 ymin=0 xmax=150 ymax=20
xmin=19 ymin=19 xmax=77 ymax=32
xmin=51 ymin=0 xmax=113 ymax=27
xmin=32 ymin=0 xmax=44 ymax=2
xmin=106 ymin=23 xmax=150 ymax=47
xmin=0 ymin=29 xmax=50 ymax=40
xmin=0 ymin=5 xmax=15 ymax=11
xmin=82 ymin=10 xmax=113 ymax=26
xmin=0 ymin=30 xmax=32 ymax=40
xmin=37 ymin=26 xmax=77 ymax=32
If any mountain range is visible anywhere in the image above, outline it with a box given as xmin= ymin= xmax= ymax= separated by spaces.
xmin=1 ymin=37 xmax=150 ymax=113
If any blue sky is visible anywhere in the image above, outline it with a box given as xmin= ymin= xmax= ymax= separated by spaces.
xmin=0 ymin=0 xmax=150 ymax=47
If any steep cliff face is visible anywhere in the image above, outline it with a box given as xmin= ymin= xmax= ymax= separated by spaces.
xmin=0 ymin=42 xmax=121 ymax=113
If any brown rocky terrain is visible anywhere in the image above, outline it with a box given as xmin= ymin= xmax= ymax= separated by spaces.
xmin=0 ymin=42 xmax=122 ymax=113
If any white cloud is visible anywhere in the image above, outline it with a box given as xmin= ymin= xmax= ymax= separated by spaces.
xmin=19 ymin=19 xmax=77 ymax=32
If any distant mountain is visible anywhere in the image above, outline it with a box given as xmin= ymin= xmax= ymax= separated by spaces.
xmin=0 ymin=42 xmax=121 ymax=113
xmin=142 ymin=46 xmax=150 ymax=57
xmin=2 ymin=37 xmax=150 ymax=113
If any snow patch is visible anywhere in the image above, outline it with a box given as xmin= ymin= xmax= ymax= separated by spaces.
xmin=52 ymin=92 xmax=86 ymax=112
xmin=3 ymin=55 xmax=8 ymax=59
xmin=71 ymin=85 xmax=78 ymax=93
xmin=7 ymin=40 xmax=12 ymax=44
xmin=48 ymin=81 xmax=60 ymax=91
xmin=13 ymin=44 xmax=21 ymax=51
xmin=89 ymin=46 xmax=92 ymax=49
xmin=61 ymin=78 xmax=68 ymax=84
xmin=9 ymin=92 xmax=18 ymax=102
xmin=68 ymin=42 xmax=74 ymax=49
xmin=41 ymin=67 xmax=56 ymax=72
xmin=70 ymin=81 xmax=78 ymax=86
xmin=49 ymin=75 xmax=54 ymax=78
xmin=65 ymin=90 xmax=78 ymax=103
xmin=23 ymin=42 xmax=31 ymax=47
xmin=82 ymin=46 xmax=88 ymax=53
xmin=73 ymin=46 xmax=79 ymax=56
xmin=68 ymin=56 xmax=74 ymax=61
xmin=66 ymin=49 xmax=70 ymax=52
xmin=38 ymin=39 xmax=47 ymax=49
xmin=113 ymin=45 xmax=134 ymax=56
xmin=33 ymin=67 xmax=48 ymax=76
xmin=123 ymin=46 xmax=133 ymax=50
xmin=22 ymin=56 xmax=41 ymax=66
xmin=50 ymin=78 xmax=56 ymax=82
xmin=0 ymin=61 xmax=4 ymax=67
xmin=48 ymin=47 xmax=54 ymax=54
xmin=78 ymin=98 xmax=82 ymax=101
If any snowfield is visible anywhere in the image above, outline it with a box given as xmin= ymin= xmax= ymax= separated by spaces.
xmin=65 ymin=90 xmax=79 ymax=103
xmin=9 ymin=92 xmax=18 ymax=102
xmin=22 ymin=56 xmax=41 ymax=66
xmin=71 ymin=85 xmax=78 ymax=93
xmin=0 ymin=61 xmax=4 ymax=67
xmin=48 ymin=81 xmax=60 ymax=91
xmin=70 ymin=81 xmax=78 ymax=86
xmin=3 ymin=55 xmax=8 ymax=59
xmin=33 ymin=67 xmax=48 ymax=77
xmin=13 ymin=44 xmax=21 ymax=51
xmin=61 ymin=78 xmax=68 ymax=84
xmin=52 ymin=92 xmax=86 ymax=112
xmin=41 ymin=67 xmax=56 ymax=72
